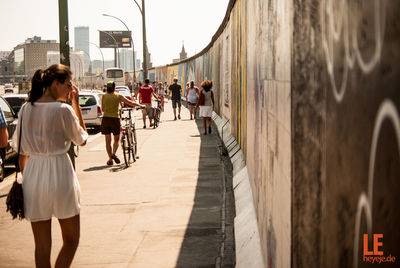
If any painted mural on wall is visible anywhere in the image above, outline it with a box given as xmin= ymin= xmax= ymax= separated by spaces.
xmin=166 ymin=64 xmax=179 ymax=85
xmin=178 ymin=63 xmax=187 ymax=95
xmin=230 ymin=0 xmax=247 ymax=153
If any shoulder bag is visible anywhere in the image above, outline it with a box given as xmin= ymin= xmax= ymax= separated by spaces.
xmin=198 ymin=90 xmax=205 ymax=106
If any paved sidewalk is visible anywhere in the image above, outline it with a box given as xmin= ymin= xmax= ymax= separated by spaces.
xmin=0 ymin=100 xmax=234 ymax=267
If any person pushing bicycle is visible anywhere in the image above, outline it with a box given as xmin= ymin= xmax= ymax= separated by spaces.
xmin=101 ymin=81 xmax=144 ymax=166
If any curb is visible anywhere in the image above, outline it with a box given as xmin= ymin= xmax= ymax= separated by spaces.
xmin=212 ymin=112 xmax=265 ymax=268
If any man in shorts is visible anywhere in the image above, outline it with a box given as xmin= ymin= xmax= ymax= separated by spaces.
xmin=168 ymin=77 xmax=182 ymax=120
xmin=139 ymin=79 xmax=160 ymax=128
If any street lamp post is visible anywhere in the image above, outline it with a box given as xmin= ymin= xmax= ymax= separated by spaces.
xmin=103 ymin=14 xmax=136 ymax=83
xmin=98 ymin=30 xmax=120 ymax=68
xmin=132 ymin=0 xmax=148 ymax=80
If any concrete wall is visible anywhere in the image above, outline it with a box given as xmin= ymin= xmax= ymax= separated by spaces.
xmin=292 ymin=0 xmax=400 ymax=267
xmin=154 ymin=0 xmax=400 ymax=266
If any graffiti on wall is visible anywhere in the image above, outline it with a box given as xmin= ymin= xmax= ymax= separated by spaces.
xmin=320 ymin=1 xmax=400 ymax=267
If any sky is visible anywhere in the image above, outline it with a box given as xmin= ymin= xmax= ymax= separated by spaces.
xmin=0 ymin=0 xmax=229 ymax=66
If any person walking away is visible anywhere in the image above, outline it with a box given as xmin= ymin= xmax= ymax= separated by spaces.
xmin=168 ymin=77 xmax=182 ymax=120
xmin=15 ymin=64 xmax=88 ymax=267
xmin=156 ymin=82 xmax=165 ymax=111
xmin=139 ymin=79 xmax=160 ymax=128
xmin=0 ymin=106 xmax=8 ymax=182
xmin=101 ymin=81 xmax=144 ymax=166
xmin=197 ymin=79 xmax=215 ymax=135
xmin=186 ymin=80 xmax=199 ymax=120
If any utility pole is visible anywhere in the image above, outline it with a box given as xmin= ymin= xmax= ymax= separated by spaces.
xmin=141 ymin=0 xmax=148 ymax=79
xmin=58 ymin=0 xmax=76 ymax=169
xmin=132 ymin=0 xmax=148 ymax=80
xmin=58 ymin=0 xmax=70 ymax=67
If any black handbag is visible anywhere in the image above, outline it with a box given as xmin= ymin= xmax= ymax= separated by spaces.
xmin=6 ymin=111 xmax=24 ymax=220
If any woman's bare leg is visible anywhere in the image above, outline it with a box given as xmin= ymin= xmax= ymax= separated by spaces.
xmin=105 ymin=134 xmax=112 ymax=161
xmin=55 ymin=215 xmax=80 ymax=268
xmin=31 ymin=219 xmax=52 ymax=268
xmin=112 ymin=134 xmax=120 ymax=155
xmin=202 ymin=118 xmax=207 ymax=134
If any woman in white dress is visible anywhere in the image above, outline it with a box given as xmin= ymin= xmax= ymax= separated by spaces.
xmin=16 ymin=64 xmax=88 ymax=267
xmin=197 ymin=80 xmax=215 ymax=135
xmin=186 ymin=80 xmax=199 ymax=120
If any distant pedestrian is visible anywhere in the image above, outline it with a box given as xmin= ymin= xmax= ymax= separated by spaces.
xmin=186 ymin=80 xmax=199 ymax=120
xmin=168 ymin=77 xmax=182 ymax=120
xmin=101 ymin=81 xmax=144 ymax=165
xmin=197 ymin=79 xmax=215 ymax=135
xmin=15 ymin=64 xmax=88 ymax=267
xmin=164 ymin=82 xmax=168 ymax=96
xmin=139 ymin=79 xmax=160 ymax=128
xmin=156 ymin=82 xmax=165 ymax=111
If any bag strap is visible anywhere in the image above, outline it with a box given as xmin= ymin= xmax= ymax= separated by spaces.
xmin=15 ymin=108 xmax=23 ymax=181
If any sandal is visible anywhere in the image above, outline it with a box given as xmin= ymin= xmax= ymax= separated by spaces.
xmin=107 ymin=160 xmax=113 ymax=166
xmin=111 ymin=154 xmax=120 ymax=164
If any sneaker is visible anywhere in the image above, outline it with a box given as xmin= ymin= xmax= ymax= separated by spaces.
xmin=178 ymin=114 xmax=181 ymax=120
xmin=106 ymin=160 xmax=113 ymax=166
xmin=208 ymin=126 xmax=212 ymax=134
xmin=111 ymin=154 xmax=120 ymax=164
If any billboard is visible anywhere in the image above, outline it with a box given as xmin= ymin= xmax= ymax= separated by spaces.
xmin=99 ymin=31 xmax=132 ymax=48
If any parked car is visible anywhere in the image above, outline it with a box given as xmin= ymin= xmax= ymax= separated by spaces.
xmin=116 ymin=86 xmax=133 ymax=101
xmin=79 ymin=91 xmax=104 ymax=129
xmin=0 ymin=96 xmax=18 ymax=180
xmin=4 ymin=83 xmax=14 ymax=94
xmin=2 ymin=94 xmax=28 ymax=116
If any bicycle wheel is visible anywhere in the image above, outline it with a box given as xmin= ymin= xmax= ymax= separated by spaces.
xmin=126 ymin=129 xmax=134 ymax=163
xmin=132 ymin=126 xmax=137 ymax=161
xmin=122 ymin=135 xmax=131 ymax=167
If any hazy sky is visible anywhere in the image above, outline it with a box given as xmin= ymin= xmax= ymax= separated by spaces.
xmin=0 ymin=0 xmax=229 ymax=66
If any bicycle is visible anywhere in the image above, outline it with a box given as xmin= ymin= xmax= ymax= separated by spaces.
xmin=120 ymin=107 xmax=138 ymax=167
xmin=152 ymin=100 xmax=162 ymax=128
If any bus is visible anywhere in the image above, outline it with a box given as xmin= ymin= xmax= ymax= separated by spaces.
xmin=105 ymin=67 xmax=125 ymax=86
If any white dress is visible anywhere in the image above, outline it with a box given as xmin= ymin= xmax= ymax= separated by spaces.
xmin=14 ymin=102 xmax=88 ymax=222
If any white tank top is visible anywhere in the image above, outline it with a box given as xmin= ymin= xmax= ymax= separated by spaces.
xmin=187 ymin=87 xmax=198 ymax=103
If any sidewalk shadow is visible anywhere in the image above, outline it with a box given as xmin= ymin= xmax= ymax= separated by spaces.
xmin=83 ymin=164 xmax=128 ymax=173
xmin=175 ymin=119 xmax=235 ymax=267
xmin=110 ymin=164 xmax=128 ymax=172
xmin=83 ymin=165 xmax=111 ymax=172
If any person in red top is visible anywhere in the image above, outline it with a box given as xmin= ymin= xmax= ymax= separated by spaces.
xmin=139 ymin=79 xmax=160 ymax=128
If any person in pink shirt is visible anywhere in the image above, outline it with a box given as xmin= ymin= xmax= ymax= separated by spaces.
xmin=139 ymin=79 xmax=160 ymax=128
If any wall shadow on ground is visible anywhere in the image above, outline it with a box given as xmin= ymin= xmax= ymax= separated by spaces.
xmin=175 ymin=118 xmax=235 ymax=267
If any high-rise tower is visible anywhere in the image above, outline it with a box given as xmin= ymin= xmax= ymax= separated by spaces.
xmin=74 ymin=26 xmax=90 ymax=73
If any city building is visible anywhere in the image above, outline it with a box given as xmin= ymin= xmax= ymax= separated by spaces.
xmin=0 ymin=52 xmax=13 ymax=83
xmin=47 ymin=51 xmax=84 ymax=82
xmin=119 ymin=49 xmax=137 ymax=72
xmin=74 ymin=26 xmax=90 ymax=73
xmin=0 ymin=51 xmax=11 ymax=61
xmin=13 ymin=36 xmax=58 ymax=78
